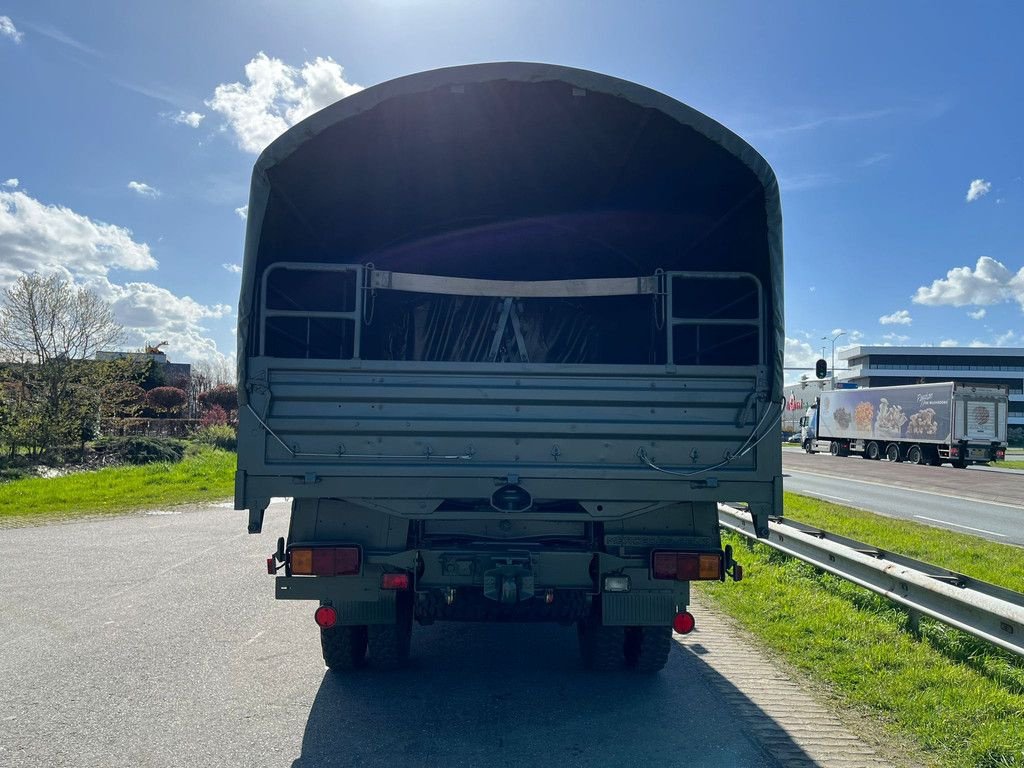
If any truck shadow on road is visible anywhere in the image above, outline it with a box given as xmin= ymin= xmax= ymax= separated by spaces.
xmin=290 ymin=622 xmax=810 ymax=768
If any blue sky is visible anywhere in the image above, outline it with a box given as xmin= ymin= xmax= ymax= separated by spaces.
xmin=1 ymin=1 xmax=1022 ymax=379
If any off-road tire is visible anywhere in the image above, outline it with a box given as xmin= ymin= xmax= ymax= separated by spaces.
xmin=367 ymin=596 xmax=413 ymax=670
xmin=321 ymin=625 xmax=368 ymax=672
xmin=578 ymin=615 xmax=626 ymax=671
xmin=625 ymin=626 xmax=673 ymax=673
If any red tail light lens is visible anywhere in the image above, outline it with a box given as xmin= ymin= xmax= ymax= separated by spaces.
xmin=290 ymin=546 xmax=361 ymax=576
xmin=381 ymin=572 xmax=410 ymax=590
xmin=314 ymin=605 xmax=337 ymax=628
xmin=673 ymin=611 xmax=696 ymax=634
xmin=997 ymin=450 xmax=1005 ymax=459
xmin=950 ymin=447 xmax=959 ymax=457
xmin=652 ymin=552 xmax=723 ymax=581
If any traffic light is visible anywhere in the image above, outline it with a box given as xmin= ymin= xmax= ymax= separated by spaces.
xmin=815 ymin=358 xmax=828 ymax=379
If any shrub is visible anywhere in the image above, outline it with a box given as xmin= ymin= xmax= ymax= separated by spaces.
xmin=192 ymin=425 xmax=237 ymax=452
xmin=0 ymin=467 xmax=28 ymax=483
xmin=199 ymin=384 xmax=238 ymax=415
xmin=200 ymin=404 xmax=229 ymax=427
xmin=93 ymin=436 xmax=187 ymax=465
xmin=145 ymin=386 xmax=188 ymax=417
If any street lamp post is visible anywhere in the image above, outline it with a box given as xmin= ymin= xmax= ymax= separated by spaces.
xmin=822 ymin=331 xmax=847 ymax=390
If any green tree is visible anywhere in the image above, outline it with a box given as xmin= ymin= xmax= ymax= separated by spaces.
xmin=0 ymin=273 xmax=128 ymax=460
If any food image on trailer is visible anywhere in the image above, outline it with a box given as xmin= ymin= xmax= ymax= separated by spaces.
xmin=817 ymin=384 xmax=953 ymax=443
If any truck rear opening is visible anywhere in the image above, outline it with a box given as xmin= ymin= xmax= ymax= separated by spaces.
xmin=236 ymin=63 xmax=784 ymax=673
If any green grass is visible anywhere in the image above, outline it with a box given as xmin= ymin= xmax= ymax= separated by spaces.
xmin=0 ymin=448 xmax=236 ymax=521
xmin=701 ymin=494 xmax=1024 ymax=767
xmin=999 ymin=460 xmax=1024 ymax=470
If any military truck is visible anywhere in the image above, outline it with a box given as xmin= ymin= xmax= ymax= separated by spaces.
xmin=235 ymin=63 xmax=784 ymax=673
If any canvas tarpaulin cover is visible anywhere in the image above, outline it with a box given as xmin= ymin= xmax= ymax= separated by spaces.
xmin=237 ymin=62 xmax=783 ymax=401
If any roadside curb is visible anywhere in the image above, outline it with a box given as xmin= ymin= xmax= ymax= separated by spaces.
xmin=680 ymin=592 xmax=922 ymax=768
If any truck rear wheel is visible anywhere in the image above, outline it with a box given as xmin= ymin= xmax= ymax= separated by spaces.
xmin=829 ymin=441 xmax=841 ymax=456
xmin=865 ymin=441 xmax=881 ymax=460
xmin=906 ymin=445 xmax=924 ymax=465
xmin=578 ymin=614 xmax=626 ymax=671
xmin=321 ymin=625 xmax=368 ymax=671
xmin=368 ymin=596 xmax=413 ymax=670
xmin=885 ymin=443 xmax=901 ymax=462
xmin=625 ymin=626 xmax=673 ymax=673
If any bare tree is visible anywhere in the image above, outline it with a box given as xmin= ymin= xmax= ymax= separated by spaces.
xmin=0 ymin=273 xmax=124 ymax=364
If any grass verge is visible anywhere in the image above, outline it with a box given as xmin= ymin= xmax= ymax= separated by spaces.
xmin=700 ymin=493 xmax=1024 ymax=767
xmin=0 ymin=448 xmax=236 ymax=521
xmin=999 ymin=460 xmax=1024 ymax=470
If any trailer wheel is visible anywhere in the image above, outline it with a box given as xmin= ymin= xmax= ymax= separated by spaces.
xmin=865 ymin=441 xmax=881 ymax=460
xmin=367 ymin=595 xmax=413 ymax=670
xmin=625 ymin=626 xmax=673 ymax=673
xmin=885 ymin=443 xmax=901 ymax=462
xmin=829 ymin=441 xmax=841 ymax=456
xmin=321 ymin=625 xmax=368 ymax=672
xmin=906 ymin=445 xmax=924 ymax=465
xmin=578 ymin=613 xmax=626 ymax=671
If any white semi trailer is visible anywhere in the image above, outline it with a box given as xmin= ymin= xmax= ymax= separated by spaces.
xmin=800 ymin=382 xmax=1008 ymax=466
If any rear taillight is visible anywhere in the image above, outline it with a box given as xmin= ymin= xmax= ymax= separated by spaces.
xmin=289 ymin=546 xmax=361 ymax=576
xmin=673 ymin=611 xmax=696 ymax=634
xmin=652 ymin=551 xmax=723 ymax=581
xmin=950 ymin=447 xmax=959 ymax=457
xmin=314 ymin=605 xmax=337 ymax=628
xmin=997 ymin=449 xmax=1006 ymax=460
xmin=381 ymin=572 xmax=410 ymax=590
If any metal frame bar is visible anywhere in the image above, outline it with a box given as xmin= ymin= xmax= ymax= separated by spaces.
xmin=718 ymin=504 xmax=1024 ymax=657
xmin=258 ymin=262 xmax=765 ymax=368
xmin=260 ymin=262 xmax=364 ymax=359
xmin=666 ymin=271 xmax=763 ymax=366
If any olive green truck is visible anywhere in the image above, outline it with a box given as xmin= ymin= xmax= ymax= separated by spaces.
xmin=235 ymin=63 xmax=784 ymax=673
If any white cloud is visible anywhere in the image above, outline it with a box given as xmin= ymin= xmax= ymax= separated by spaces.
xmin=171 ymin=111 xmax=205 ymax=128
xmin=207 ymin=52 xmax=363 ymax=154
xmin=3 ymin=178 xmax=18 ymax=188
xmin=968 ymin=308 xmax=986 ymax=320
xmin=878 ymin=309 xmax=912 ymax=325
xmin=882 ymin=333 xmax=910 ymax=343
xmin=0 ymin=188 xmax=230 ymax=364
xmin=0 ymin=16 xmax=23 ymax=43
xmin=88 ymin=278 xmax=232 ymax=362
xmin=222 ymin=263 xmax=242 ymax=274
xmin=0 ymin=188 xmax=156 ymax=283
xmin=913 ymin=256 xmax=1024 ymax=309
xmin=966 ymin=179 xmax=991 ymax=202
xmin=127 ymin=181 xmax=160 ymax=198
xmin=784 ymin=336 xmax=820 ymax=383
xmin=939 ymin=339 xmax=959 ymax=347
xmin=808 ymin=286 xmax=816 ymax=293
xmin=235 ymin=205 xmax=248 ymax=220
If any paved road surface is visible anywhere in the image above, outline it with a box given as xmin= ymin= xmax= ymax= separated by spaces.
xmin=783 ymin=451 xmax=1024 ymax=546
xmin=0 ymin=503 xmax=897 ymax=768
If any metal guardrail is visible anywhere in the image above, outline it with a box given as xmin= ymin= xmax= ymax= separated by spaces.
xmin=718 ymin=504 xmax=1024 ymax=657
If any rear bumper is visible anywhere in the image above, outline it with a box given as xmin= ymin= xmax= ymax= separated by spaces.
xmin=274 ymin=548 xmax=689 ymax=626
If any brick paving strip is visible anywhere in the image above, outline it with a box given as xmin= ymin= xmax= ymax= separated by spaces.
xmin=679 ymin=592 xmax=920 ymax=768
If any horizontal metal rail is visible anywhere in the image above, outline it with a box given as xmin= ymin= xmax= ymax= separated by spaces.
xmin=717 ymin=504 xmax=1024 ymax=657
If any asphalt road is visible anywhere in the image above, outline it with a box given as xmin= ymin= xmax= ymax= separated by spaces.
xmin=1 ymin=502 xmax=890 ymax=768
xmin=783 ymin=452 xmax=1024 ymax=546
